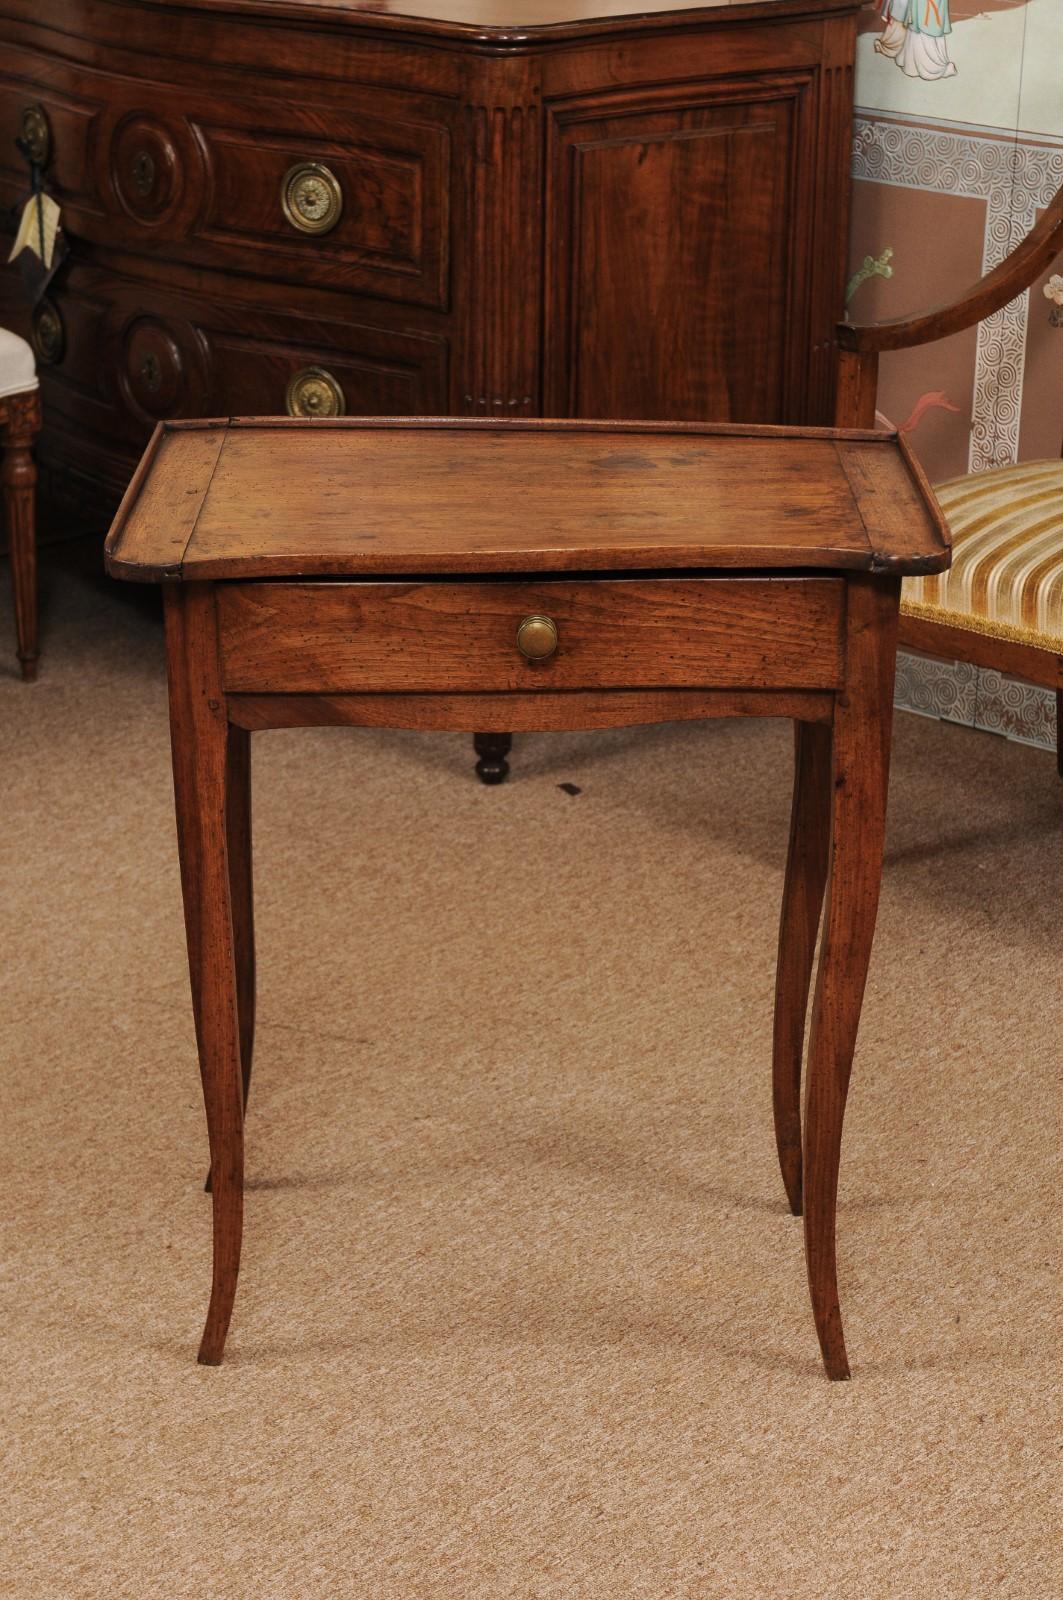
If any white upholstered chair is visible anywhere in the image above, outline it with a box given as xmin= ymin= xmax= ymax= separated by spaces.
xmin=1 ymin=327 xmax=42 ymax=680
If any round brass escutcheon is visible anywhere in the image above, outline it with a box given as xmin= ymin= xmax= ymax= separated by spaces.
xmin=285 ymin=366 xmax=346 ymax=418
xmin=32 ymin=298 xmax=65 ymax=366
xmin=21 ymin=104 xmax=51 ymax=167
xmin=516 ymin=614 xmax=558 ymax=662
xmin=281 ymin=162 xmax=343 ymax=236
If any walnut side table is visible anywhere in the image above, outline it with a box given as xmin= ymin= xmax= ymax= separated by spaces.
xmin=105 ymin=417 xmax=949 ymax=1379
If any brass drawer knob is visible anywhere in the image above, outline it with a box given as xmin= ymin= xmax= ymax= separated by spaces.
xmin=281 ymin=162 xmax=343 ymax=236
xmin=516 ymin=614 xmax=558 ymax=661
xmin=285 ymin=366 xmax=346 ymax=418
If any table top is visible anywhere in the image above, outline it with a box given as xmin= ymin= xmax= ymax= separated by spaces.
xmin=105 ymin=418 xmax=951 ymax=583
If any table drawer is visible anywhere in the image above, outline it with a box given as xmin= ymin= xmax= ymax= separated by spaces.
xmin=217 ymin=578 xmax=845 ymax=694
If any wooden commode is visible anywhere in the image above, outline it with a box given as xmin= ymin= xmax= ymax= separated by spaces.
xmin=1 ymin=0 xmax=860 ymax=528
xmin=104 ymin=416 xmax=950 ymax=1378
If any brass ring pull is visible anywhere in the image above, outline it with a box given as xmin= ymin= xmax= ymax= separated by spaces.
xmin=281 ymin=162 xmax=343 ymax=236
xmin=516 ymin=614 xmax=558 ymax=662
xmin=285 ymin=366 xmax=346 ymax=418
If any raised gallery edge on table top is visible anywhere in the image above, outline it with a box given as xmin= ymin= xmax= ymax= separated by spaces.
xmin=104 ymin=417 xmax=951 ymax=585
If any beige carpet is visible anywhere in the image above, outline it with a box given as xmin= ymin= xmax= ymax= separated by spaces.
xmin=2 ymin=544 xmax=1061 ymax=1600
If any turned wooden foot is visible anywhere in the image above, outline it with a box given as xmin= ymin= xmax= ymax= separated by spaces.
xmin=2 ymin=389 xmax=42 ymax=681
xmin=474 ymin=731 xmax=512 ymax=785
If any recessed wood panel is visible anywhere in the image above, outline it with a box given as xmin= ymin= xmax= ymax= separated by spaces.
xmin=193 ymin=112 xmax=449 ymax=308
xmin=205 ymin=322 xmax=448 ymax=419
xmin=0 ymin=71 xmax=103 ymax=215
xmin=16 ymin=263 xmax=449 ymax=455
xmin=545 ymin=83 xmax=804 ymax=423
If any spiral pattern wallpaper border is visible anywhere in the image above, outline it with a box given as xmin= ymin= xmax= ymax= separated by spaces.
xmin=895 ymin=651 xmax=1056 ymax=752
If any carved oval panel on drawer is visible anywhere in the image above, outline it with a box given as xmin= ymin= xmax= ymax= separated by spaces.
xmin=116 ymin=316 xmax=208 ymax=424
xmin=111 ymin=115 xmax=183 ymax=223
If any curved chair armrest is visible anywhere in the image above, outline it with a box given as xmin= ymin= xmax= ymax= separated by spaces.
xmin=838 ymin=182 xmax=1063 ymax=354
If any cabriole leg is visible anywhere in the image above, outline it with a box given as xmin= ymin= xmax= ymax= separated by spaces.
xmin=165 ymin=584 xmax=244 ymax=1366
xmin=773 ymin=720 xmax=832 ymax=1215
xmin=205 ymin=725 xmax=256 ymax=1193
xmin=803 ymin=577 xmax=899 ymax=1380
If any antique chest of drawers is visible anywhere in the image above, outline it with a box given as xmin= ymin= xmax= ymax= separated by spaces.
xmin=0 ymin=0 xmax=861 ymax=527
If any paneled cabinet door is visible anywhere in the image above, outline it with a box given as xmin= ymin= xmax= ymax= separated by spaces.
xmin=543 ymin=79 xmax=817 ymax=425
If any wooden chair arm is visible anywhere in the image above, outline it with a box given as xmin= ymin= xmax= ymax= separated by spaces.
xmin=838 ymin=182 xmax=1063 ymax=355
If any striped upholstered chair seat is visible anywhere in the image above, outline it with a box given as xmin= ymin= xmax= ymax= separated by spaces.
xmin=902 ymin=459 xmax=1063 ymax=649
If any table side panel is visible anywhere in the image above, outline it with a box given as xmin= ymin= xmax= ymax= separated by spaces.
xmin=105 ymin=426 xmax=227 ymax=580
xmin=834 ymin=439 xmax=950 ymax=574
xmin=216 ymin=578 xmax=847 ymax=693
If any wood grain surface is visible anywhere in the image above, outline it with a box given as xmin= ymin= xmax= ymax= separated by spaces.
xmin=801 ymin=575 xmax=900 ymax=1380
xmin=216 ymin=578 xmax=846 ymax=694
xmin=164 ymin=584 xmax=245 ymax=1366
xmin=105 ymin=418 xmax=950 ymax=581
xmin=226 ymin=687 xmax=835 ymax=732
xmin=772 ymin=718 xmax=831 ymax=1218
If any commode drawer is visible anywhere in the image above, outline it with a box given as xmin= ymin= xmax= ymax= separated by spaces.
xmin=0 ymin=63 xmax=450 ymax=310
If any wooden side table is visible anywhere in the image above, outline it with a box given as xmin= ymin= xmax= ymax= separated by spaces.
xmin=105 ymin=417 xmax=949 ymax=1378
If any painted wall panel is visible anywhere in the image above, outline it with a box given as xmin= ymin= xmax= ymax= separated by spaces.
xmin=852 ymin=0 xmax=1062 ymax=752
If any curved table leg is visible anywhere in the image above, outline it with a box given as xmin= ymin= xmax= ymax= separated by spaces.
xmin=773 ymin=720 xmax=831 ymax=1215
xmin=205 ymin=725 xmax=256 ymax=1193
xmin=804 ymin=577 xmax=898 ymax=1380
xmin=166 ymin=585 xmax=244 ymax=1366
